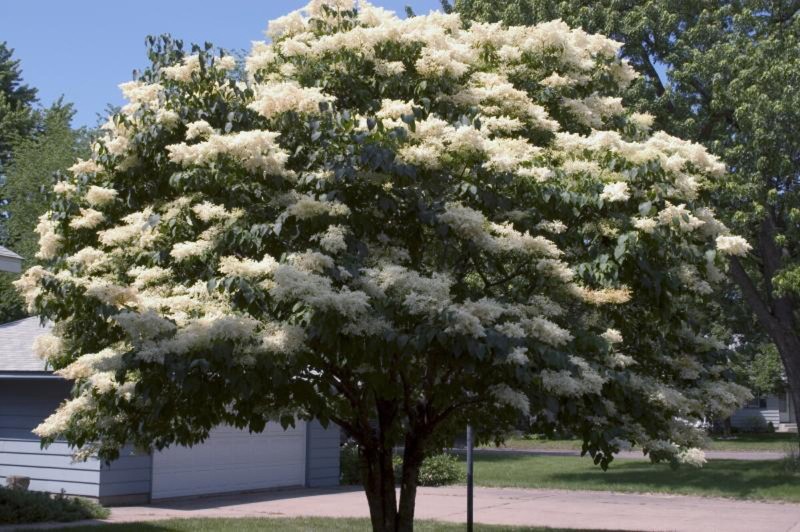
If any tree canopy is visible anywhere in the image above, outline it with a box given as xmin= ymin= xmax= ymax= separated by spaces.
xmin=16 ymin=2 xmax=751 ymax=530
xmin=455 ymin=0 xmax=800 ymax=442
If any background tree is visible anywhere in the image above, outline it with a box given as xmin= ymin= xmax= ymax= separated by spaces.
xmin=0 ymin=42 xmax=39 ymax=245
xmin=732 ymin=342 xmax=786 ymax=399
xmin=0 ymin=42 xmax=38 ymax=169
xmin=0 ymin=101 xmax=91 ymax=323
xmin=455 ymin=0 xmax=800 ymax=438
xmin=17 ymin=3 xmax=750 ymax=531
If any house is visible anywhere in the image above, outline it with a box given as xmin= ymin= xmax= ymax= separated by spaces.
xmin=0 ymin=316 xmax=340 ymax=505
xmin=0 ymin=245 xmax=23 ymax=274
xmin=730 ymin=391 xmax=797 ymax=432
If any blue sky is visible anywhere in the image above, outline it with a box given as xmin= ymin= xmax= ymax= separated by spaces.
xmin=1 ymin=0 xmax=441 ymax=128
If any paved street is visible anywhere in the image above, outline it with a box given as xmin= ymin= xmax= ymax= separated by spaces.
xmin=10 ymin=485 xmax=800 ymax=532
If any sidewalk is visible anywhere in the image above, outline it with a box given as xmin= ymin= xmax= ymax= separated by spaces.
xmin=8 ymin=485 xmax=800 ymax=532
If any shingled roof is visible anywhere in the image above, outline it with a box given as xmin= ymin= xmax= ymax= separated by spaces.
xmin=0 ymin=317 xmax=53 ymax=373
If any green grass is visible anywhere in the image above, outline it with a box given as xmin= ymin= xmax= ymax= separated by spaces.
xmin=484 ymin=436 xmax=583 ymax=451
xmin=485 ymin=432 xmax=798 ymax=452
xmin=466 ymin=453 xmax=800 ymax=502
xmin=707 ymin=433 xmax=799 ymax=451
xmin=46 ymin=517 xmax=611 ymax=531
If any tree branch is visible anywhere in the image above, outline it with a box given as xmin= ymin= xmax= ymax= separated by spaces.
xmin=728 ymin=256 xmax=779 ymax=335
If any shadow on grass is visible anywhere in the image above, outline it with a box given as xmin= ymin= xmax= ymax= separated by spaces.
xmin=44 ymin=517 xmax=618 ymax=532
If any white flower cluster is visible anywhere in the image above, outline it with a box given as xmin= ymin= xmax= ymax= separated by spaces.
xmin=34 ymin=214 xmax=62 ymax=260
xmin=601 ymin=328 xmax=623 ymax=344
xmin=715 ymin=235 xmax=751 ymax=256
xmin=69 ymin=208 xmax=105 ymax=230
xmin=161 ymin=54 xmax=201 ymax=82
xmin=185 ymin=120 xmax=214 ymax=140
xmin=677 ymin=448 xmax=707 ymax=467
xmin=555 ymin=130 xmax=726 ymax=178
xmin=32 ymin=333 xmax=62 ymax=361
xmin=563 ymin=94 xmax=624 ymax=128
xmin=490 ymin=384 xmax=530 ymax=415
xmin=363 ymin=264 xmax=452 ymax=316
xmin=85 ymin=186 xmax=118 ymax=207
xmin=248 ymin=82 xmax=334 ymax=119
xmin=439 ymin=202 xmax=562 ymax=259
xmin=219 ymin=255 xmax=278 ymax=279
xmin=313 ymin=225 xmax=348 ymax=254
xmin=599 ymin=181 xmax=630 ymax=203
xmin=98 ymin=208 xmax=158 ymax=250
xmin=34 ymin=395 xmax=94 ymax=439
xmin=70 ymin=159 xmax=100 ymax=175
xmin=167 ymin=130 xmax=291 ymax=175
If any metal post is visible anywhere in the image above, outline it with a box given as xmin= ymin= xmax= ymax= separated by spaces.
xmin=466 ymin=424 xmax=474 ymax=532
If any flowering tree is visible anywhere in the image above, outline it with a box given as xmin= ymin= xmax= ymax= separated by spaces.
xmin=17 ymin=2 xmax=751 ymax=531
xmin=456 ymin=0 xmax=800 ymax=450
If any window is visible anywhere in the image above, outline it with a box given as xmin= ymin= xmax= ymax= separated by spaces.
xmin=745 ymin=395 xmax=767 ymax=409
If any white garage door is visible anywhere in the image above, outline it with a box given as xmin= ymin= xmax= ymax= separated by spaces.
xmin=151 ymin=422 xmax=306 ymax=500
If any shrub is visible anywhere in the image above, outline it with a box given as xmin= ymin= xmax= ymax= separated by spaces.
xmin=739 ymin=415 xmax=769 ymax=433
xmin=340 ymin=441 xmax=362 ymax=485
xmin=417 ymin=453 xmax=465 ymax=487
xmin=0 ymin=487 xmax=109 ymax=525
xmin=340 ymin=444 xmax=464 ymax=487
xmin=781 ymin=444 xmax=800 ymax=475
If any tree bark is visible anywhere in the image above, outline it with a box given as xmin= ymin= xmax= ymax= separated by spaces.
xmin=728 ymin=215 xmax=800 ymax=444
xmin=396 ymin=436 xmax=424 ymax=532
xmin=360 ymin=443 xmax=398 ymax=532
xmin=773 ymin=333 xmax=800 ymax=444
xmin=357 ymin=433 xmax=426 ymax=532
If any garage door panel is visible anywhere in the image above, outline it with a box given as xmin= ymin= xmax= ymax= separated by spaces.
xmin=152 ymin=422 xmax=306 ymax=499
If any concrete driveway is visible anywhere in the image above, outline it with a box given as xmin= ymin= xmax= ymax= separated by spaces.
xmin=10 ymin=486 xmax=800 ymax=532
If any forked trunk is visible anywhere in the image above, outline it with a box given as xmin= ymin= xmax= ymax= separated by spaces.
xmin=360 ymin=445 xmax=398 ymax=531
xmin=359 ymin=439 xmax=424 ymax=532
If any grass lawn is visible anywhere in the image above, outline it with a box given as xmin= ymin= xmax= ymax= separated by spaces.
xmin=466 ymin=453 xmax=800 ymax=502
xmin=707 ymin=433 xmax=799 ymax=451
xmin=47 ymin=517 xmax=612 ymax=531
xmin=487 ymin=432 xmax=799 ymax=452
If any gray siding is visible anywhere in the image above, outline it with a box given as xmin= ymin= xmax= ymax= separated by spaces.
xmin=731 ymin=394 xmax=781 ymax=429
xmin=2 ymin=378 xmax=341 ymax=501
xmin=306 ymin=420 xmax=340 ymax=487
xmin=0 ymin=379 xmax=101 ymax=498
xmin=0 ymin=254 xmax=21 ymax=274
xmin=99 ymin=448 xmax=152 ymax=505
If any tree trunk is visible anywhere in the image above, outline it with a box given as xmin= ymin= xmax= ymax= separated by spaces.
xmin=396 ymin=437 xmax=424 ymax=532
xmin=357 ymin=428 xmax=428 ymax=532
xmin=772 ymin=333 xmax=800 ymax=448
xmin=358 ymin=439 xmax=424 ymax=532
xmin=360 ymin=444 xmax=398 ymax=532
xmin=728 ymin=216 xmax=800 ymax=448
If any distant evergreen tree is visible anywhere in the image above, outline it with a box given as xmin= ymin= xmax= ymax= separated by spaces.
xmin=0 ymin=42 xmax=38 ymax=170
xmin=0 ymin=54 xmax=90 ymax=323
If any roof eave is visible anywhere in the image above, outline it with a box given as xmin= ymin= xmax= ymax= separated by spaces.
xmin=0 ymin=371 xmax=62 ymax=380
